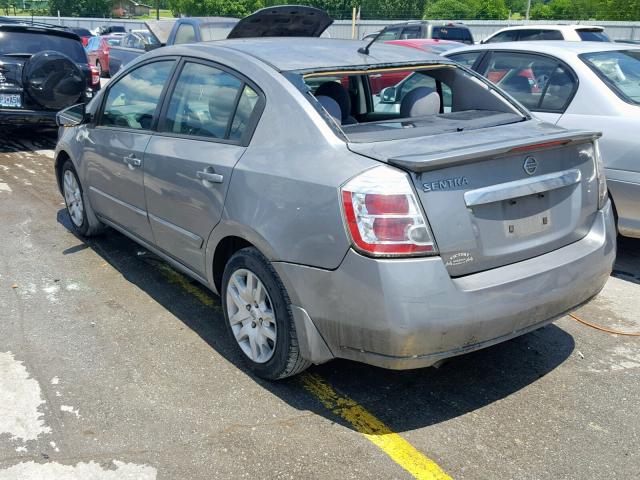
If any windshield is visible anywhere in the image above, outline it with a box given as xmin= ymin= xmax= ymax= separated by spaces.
xmin=577 ymin=30 xmax=610 ymax=42
xmin=581 ymin=50 xmax=640 ymax=105
xmin=106 ymin=37 xmax=121 ymax=46
xmin=289 ymin=63 xmax=525 ymax=143
xmin=0 ymin=31 xmax=86 ymax=63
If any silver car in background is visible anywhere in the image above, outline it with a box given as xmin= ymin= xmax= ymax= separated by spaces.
xmin=445 ymin=42 xmax=640 ymax=238
xmin=54 ymin=38 xmax=615 ymax=379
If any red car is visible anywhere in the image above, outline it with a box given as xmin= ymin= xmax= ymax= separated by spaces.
xmin=366 ymin=39 xmax=461 ymax=94
xmin=85 ymin=35 xmax=122 ymax=77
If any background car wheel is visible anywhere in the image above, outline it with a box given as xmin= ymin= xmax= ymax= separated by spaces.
xmin=61 ymin=160 xmax=105 ymax=237
xmin=222 ymin=247 xmax=311 ymax=380
xmin=96 ymin=60 xmax=103 ymax=77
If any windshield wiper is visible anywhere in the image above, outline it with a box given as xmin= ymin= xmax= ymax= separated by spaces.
xmin=1 ymin=53 xmax=34 ymax=57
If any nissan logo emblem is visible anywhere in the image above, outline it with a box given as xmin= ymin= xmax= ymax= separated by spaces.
xmin=523 ymin=156 xmax=538 ymax=175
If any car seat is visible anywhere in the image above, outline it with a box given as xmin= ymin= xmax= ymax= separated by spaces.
xmin=400 ymin=87 xmax=441 ymax=117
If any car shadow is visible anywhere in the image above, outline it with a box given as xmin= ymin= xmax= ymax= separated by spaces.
xmin=57 ymin=208 xmax=578 ymax=434
xmin=612 ymin=236 xmax=640 ymax=285
xmin=0 ymin=127 xmax=57 ymax=153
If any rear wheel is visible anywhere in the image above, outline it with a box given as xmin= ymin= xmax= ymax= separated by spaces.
xmin=221 ymin=247 xmax=310 ymax=379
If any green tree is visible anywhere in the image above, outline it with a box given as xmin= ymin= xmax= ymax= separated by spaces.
xmin=49 ymin=0 xmax=111 ymax=16
xmin=529 ymin=1 xmax=553 ymax=18
xmin=476 ymin=0 xmax=509 ymax=18
xmin=423 ymin=0 xmax=477 ymax=19
xmin=169 ymin=0 xmax=264 ymax=17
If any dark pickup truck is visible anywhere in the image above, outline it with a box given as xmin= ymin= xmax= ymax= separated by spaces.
xmin=0 ymin=23 xmax=100 ymax=126
xmin=107 ymin=6 xmax=333 ymax=76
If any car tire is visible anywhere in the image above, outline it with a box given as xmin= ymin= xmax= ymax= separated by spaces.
xmin=96 ymin=60 xmax=103 ymax=77
xmin=61 ymin=160 xmax=106 ymax=237
xmin=221 ymin=247 xmax=311 ymax=380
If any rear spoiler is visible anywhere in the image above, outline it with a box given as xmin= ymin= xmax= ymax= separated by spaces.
xmin=387 ymin=131 xmax=601 ymax=173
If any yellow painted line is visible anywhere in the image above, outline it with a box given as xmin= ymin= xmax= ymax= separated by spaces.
xmin=151 ymin=261 xmax=450 ymax=479
xmin=155 ymin=263 xmax=218 ymax=308
xmin=300 ymin=373 xmax=452 ymax=480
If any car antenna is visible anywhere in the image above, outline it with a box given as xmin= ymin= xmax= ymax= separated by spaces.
xmin=358 ymin=30 xmax=383 ymax=55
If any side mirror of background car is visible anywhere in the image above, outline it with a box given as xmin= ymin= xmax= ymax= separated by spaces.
xmin=379 ymin=86 xmax=398 ymax=104
xmin=56 ymin=103 xmax=89 ymax=127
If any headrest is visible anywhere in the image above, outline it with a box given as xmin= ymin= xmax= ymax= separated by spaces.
xmin=316 ymin=95 xmax=341 ymax=123
xmin=315 ymin=81 xmax=351 ymax=121
xmin=400 ymin=87 xmax=441 ymax=118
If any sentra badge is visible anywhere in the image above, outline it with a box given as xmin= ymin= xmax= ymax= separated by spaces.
xmin=423 ymin=177 xmax=469 ymax=192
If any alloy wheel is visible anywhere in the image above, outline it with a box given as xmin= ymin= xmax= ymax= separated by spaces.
xmin=226 ymin=268 xmax=277 ymax=363
xmin=63 ymin=170 xmax=84 ymax=227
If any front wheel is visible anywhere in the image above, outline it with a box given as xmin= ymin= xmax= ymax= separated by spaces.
xmin=61 ymin=160 xmax=105 ymax=237
xmin=221 ymin=247 xmax=310 ymax=379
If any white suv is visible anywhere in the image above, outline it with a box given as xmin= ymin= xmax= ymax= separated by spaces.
xmin=482 ymin=25 xmax=610 ymax=43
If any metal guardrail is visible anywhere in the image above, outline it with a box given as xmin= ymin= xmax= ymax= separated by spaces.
xmin=7 ymin=15 xmax=640 ymax=41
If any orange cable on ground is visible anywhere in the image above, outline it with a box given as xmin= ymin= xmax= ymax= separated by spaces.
xmin=569 ymin=313 xmax=640 ymax=337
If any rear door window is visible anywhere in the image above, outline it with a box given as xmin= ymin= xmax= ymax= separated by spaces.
xmin=100 ymin=60 xmax=175 ymax=130
xmin=486 ymin=30 xmax=518 ymax=43
xmin=538 ymin=30 xmax=564 ymax=40
xmin=516 ymin=29 xmax=543 ymax=41
xmin=482 ymin=52 xmax=576 ymax=112
xmin=162 ymin=61 xmax=261 ymax=142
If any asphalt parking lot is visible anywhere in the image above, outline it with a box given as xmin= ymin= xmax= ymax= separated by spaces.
xmin=0 ymin=128 xmax=639 ymax=479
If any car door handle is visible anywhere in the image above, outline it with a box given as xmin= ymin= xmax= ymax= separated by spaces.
xmin=196 ymin=169 xmax=224 ymax=184
xmin=123 ymin=154 xmax=141 ymax=168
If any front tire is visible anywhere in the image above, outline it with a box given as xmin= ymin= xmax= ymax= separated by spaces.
xmin=61 ymin=160 xmax=105 ymax=237
xmin=221 ymin=247 xmax=310 ymax=379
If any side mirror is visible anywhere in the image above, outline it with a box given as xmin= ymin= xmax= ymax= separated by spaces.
xmin=56 ymin=103 xmax=88 ymax=127
xmin=379 ymin=86 xmax=398 ymax=104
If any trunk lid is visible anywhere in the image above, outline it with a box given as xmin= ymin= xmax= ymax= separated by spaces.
xmin=348 ymin=121 xmax=601 ymax=276
xmin=227 ymin=5 xmax=332 ymax=39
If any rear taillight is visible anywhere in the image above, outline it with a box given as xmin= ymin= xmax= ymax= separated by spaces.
xmin=341 ymin=165 xmax=437 ymax=256
xmin=89 ymin=65 xmax=100 ymax=86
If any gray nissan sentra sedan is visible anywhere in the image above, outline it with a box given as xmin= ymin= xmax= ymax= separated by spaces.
xmin=54 ymin=37 xmax=616 ymax=379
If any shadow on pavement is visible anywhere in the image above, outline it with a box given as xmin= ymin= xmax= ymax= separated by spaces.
xmin=612 ymin=236 xmax=640 ymax=285
xmin=55 ymin=208 xmax=588 ymax=434
xmin=0 ymin=127 xmax=57 ymax=153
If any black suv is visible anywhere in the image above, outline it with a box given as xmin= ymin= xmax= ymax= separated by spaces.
xmin=374 ymin=21 xmax=474 ymax=44
xmin=0 ymin=23 xmax=100 ymax=126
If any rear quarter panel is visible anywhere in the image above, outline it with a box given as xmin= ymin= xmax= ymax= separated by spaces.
xmin=198 ymin=46 xmax=378 ymax=286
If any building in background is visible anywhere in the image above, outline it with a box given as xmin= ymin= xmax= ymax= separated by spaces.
xmin=112 ymin=0 xmax=151 ymax=17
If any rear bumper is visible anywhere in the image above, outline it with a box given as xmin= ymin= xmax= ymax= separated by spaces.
xmin=274 ymin=202 xmax=616 ymax=369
